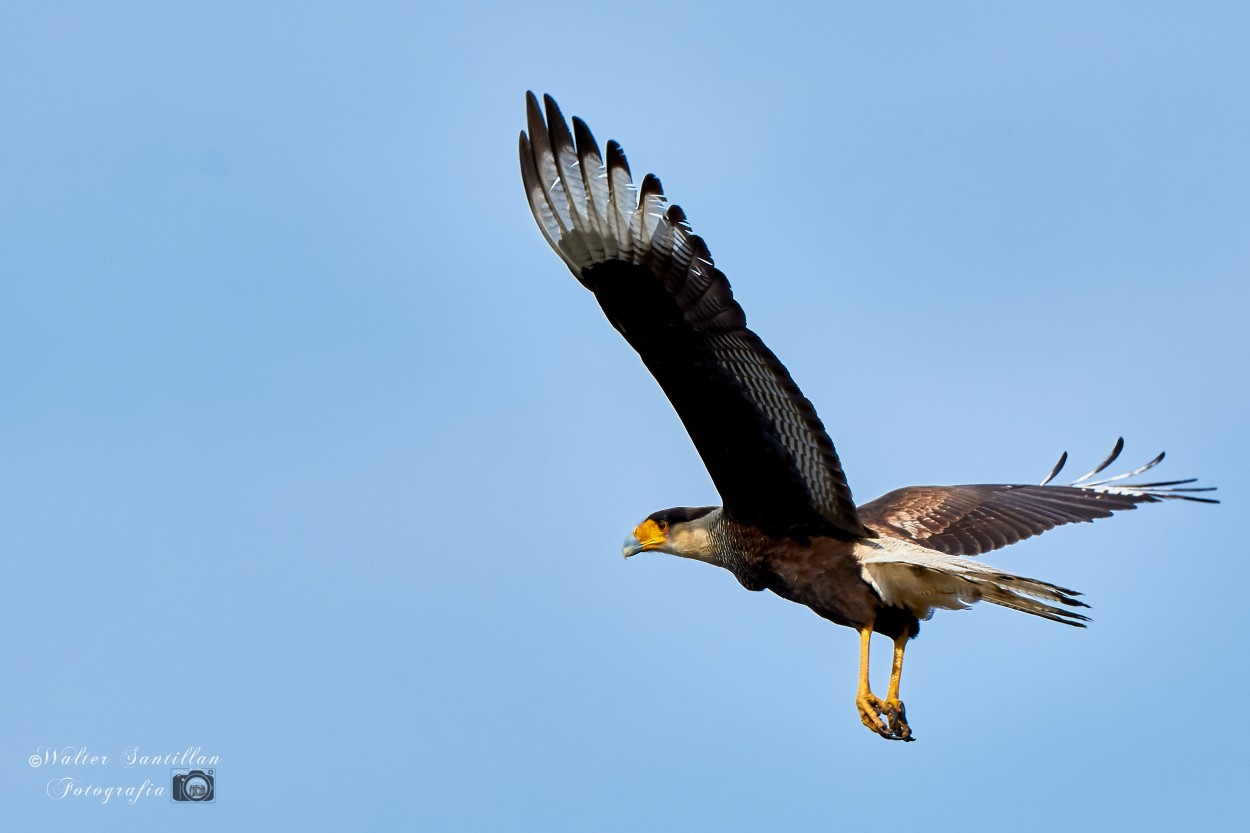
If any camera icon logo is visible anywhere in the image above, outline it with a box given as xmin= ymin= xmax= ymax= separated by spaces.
xmin=170 ymin=768 xmax=215 ymax=803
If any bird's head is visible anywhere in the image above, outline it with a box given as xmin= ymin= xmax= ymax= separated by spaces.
xmin=622 ymin=506 xmax=720 ymax=562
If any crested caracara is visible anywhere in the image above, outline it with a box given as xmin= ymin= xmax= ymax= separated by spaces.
xmin=519 ymin=93 xmax=1216 ymax=741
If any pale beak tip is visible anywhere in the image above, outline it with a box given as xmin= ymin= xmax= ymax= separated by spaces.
xmin=622 ymin=534 xmax=644 ymax=559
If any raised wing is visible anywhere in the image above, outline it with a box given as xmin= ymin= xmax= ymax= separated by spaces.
xmin=858 ymin=439 xmax=1217 ymax=556
xmin=519 ymin=93 xmax=867 ymax=539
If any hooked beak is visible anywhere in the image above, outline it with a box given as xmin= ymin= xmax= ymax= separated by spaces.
xmin=622 ymin=519 xmax=667 ymax=559
xmin=622 ymin=534 xmax=644 ymax=559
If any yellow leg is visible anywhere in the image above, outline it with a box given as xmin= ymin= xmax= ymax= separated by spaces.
xmin=854 ymin=628 xmax=891 ymax=738
xmin=882 ymin=634 xmax=913 ymax=741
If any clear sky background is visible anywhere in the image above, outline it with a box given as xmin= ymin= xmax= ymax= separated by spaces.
xmin=2 ymin=1 xmax=1247 ymax=829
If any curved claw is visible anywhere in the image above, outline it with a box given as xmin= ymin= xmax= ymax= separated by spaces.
xmin=856 ymin=693 xmax=892 ymax=738
xmin=881 ymin=698 xmax=914 ymax=742
xmin=857 ymin=693 xmax=915 ymax=741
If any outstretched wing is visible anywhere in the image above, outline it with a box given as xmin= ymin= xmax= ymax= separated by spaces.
xmin=857 ymin=439 xmax=1217 ymax=556
xmin=519 ymin=92 xmax=867 ymax=539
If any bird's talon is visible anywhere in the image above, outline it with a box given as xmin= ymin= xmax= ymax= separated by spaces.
xmin=883 ymin=698 xmax=913 ymax=741
xmin=857 ymin=693 xmax=914 ymax=741
xmin=856 ymin=694 xmax=891 ymax=736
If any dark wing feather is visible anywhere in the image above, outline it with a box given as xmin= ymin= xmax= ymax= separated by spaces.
xmin=858 ymin=441 xmax=1217 ymax=556
xmin=520 ymin=93 xmax=866 ymax=538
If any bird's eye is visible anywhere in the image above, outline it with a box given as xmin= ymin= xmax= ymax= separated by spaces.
xmin=657 ymin=520 xmax=669 ymax=532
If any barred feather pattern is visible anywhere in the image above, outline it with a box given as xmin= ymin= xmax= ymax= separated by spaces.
xmin=519 ymin=92 xmax=866 ymax=537
xmin=520 ymin=94 xmax=739 ymax=322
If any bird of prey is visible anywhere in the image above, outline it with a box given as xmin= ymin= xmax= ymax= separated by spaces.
xmin=518 ymin=92 xmax=1216 ymax=741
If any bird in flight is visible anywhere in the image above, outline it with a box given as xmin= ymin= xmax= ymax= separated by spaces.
xmin=518 ymin=92 xmax=1216 ymax=741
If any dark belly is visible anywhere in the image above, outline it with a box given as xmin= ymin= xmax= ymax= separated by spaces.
xmin=758 ymin=539 xmax=918 ymax=638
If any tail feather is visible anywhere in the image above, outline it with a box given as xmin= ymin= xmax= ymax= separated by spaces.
xmin=858 ymin=541 xmax=1090 ymax=627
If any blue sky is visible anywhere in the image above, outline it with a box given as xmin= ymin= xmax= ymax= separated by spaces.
xmin=2 ymin=1 xmax=1247 ymax=829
